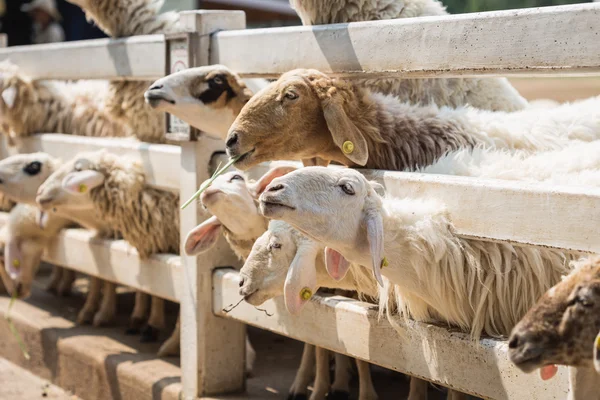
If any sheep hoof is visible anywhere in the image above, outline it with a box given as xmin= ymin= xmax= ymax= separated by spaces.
xmin=326 ymin=391 xmax=350 ymax=400
xmin=140 ymin=325 xmax=160 ymax=343
xmin=76 ymin=309 xmax=95 ymax=325
xmin=92 ymin=312 xmax=113 ymax=327
xmin=125 ymin=318 xmax=145 ymax=335
xmin=287 ymin=393 xmax=308 ymax=400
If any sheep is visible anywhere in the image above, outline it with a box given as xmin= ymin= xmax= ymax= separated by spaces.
xmin=65 ymin=0 xmax=180 ymax=144
xmin=183 ymin=167 xmax=378 ymax=400
xmin=225 ymin=69 xmax=600 ymax=172
xmin=509 ymin=256 xmax=600 ymax=400
xmin=257 ymin=166 xmax=576 ymax=340
xmin=0 ymin=152 xmax=119 ymax=326
xmin=144 ymin=65 xmax=256 ymax=140
xmin=0 ymin=61 xmax=129 ymax=145
xmin=289 ymin=0 xmax=528 ymax=112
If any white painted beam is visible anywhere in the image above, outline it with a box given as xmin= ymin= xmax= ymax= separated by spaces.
xmin=213 ymin=269 xmax=569 ymax=400
xmin=212 ymin=3 xmax=600 ymax=78
xmin=14 ymin=134 xmax=180 ymax=191
xmin=0 ymin=35 xmax=166 ymax=81
xmin=43 ymin=228 xmax=182 ymax=302
xmin=362 ymin=170 xmax=600 ymax=254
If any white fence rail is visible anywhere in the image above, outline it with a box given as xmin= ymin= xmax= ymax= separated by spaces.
xmin=0 ymin=3 xmax=599 ymax=400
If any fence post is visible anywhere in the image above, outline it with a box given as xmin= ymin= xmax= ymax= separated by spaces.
xmin=168 ymin=10 xmax=248 ymax=400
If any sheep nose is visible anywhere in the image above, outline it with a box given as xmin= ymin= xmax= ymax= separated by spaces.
xmin=267 ymin=184 xmax=284 ymax=193
xmin=508 ymin=333 xmax=521 ymax=349
xmin=149 ymin=84 xmax=163 ymax=91
xmin=239 ymin=277 xmax=245 ymax=287
xmin=226 ymin=132 xmax=238 ymax=148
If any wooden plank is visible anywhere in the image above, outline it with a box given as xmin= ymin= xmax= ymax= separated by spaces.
xmin=43 ymin=228 xmax=182 ymax=302
xmin=0 ymin=35 xmax=165 ymax=81
xmin=14 ymin=134 xmax=180 ymax=191
xmin=214 ymin=269 xmax=570 ymax=400
xmin=212 ymin=3 xmax=600 ymax=78
xmin=362 ymin=170 xmax=600 ymax=254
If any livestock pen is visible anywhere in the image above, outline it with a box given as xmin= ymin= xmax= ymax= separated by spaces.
xmin=0 ymin=3 xmax=599 ymax=399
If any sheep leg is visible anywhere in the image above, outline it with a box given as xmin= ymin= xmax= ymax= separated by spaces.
xmin=246 ymin=335 xmax=256 ymax=377
xmin=288 ymin=343 xmax=316 ymax=400
xmin=328 ymin=353 xmax=352 ymax=400
xmin=57 ymin=268 xmax=76 ymax=297
xmin=140 ymin=296 xmax=164 ymax=343
xmin=446 ymin=390 xmax=469 ymax=400
xmin=356 ymin=359 xmax=378 ymax=400
xmin=93 ymin=281 xmax=117 ymax=327
xmin=309 ymin=346 xmax=330 ymax=400
xmin=157 ymin=315 xmax=180 ymax=357
xmin=45 ymin=266 xmax=62 ymax=294
xmin=126 ymin=291 xmax=149 ymax=335
xmin=77 ymin=277 xmax=102 ymax=325
xmin=408 ymin=378 xmax=429 ymax=400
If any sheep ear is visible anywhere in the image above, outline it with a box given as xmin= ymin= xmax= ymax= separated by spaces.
xmin=2 ymin=85 xmax=17 ymax=109
xmin=594 ymin=331 xmax=600 ymax=374
xmin=324 ymin=247 xmax=351 ymax=281
xmin=321 ymin=94 xmax=368 ymax=166
xmin=61 ymin=170 xmax=105 ymax=195
xmin=5 ymin=238 xmax=21 ymax=281
xmin=284 ymin=241 xmax=319 ymax=315
xmin=369 ymin=181 xmax=385 ymax=196
xmin=184 ymin=215 xmax=222 ymax=256
xmin=364 ymin=207 xmax=385 ymax=287
xmin=248 ymin=166 xmax=297 ymax=198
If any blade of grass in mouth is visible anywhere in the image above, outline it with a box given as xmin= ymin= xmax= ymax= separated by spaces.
xmin=180 ymin=155 xmax=241 ymax=210
xmin=6 ymin=290 xmax=30 ymax=360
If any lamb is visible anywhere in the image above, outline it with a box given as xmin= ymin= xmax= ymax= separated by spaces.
xmin=183 ymin=167 xmax=378 ymax=400
xmin=0 ymin=152 xmax=119 ymax=326
xmin=225 ymin=69 xmax=600 ymax=172
xmin=35 ymin=150 xmax=180 ymax=344
xmin=65 ymin=0 xmax=180 ymax=143
xmin=288 ymin=0 xmax=528 ymax=112
xmin=0 ymin=61 xmax=129 ymax=145
xmin=508 ymin=256 xmax=600 ymax=400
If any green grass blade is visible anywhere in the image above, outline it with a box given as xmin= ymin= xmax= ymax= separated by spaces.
xmin=180 ymin=155 xmax=240 ymax=210
xmin=6 ymin=290 xmax=30 ymax=360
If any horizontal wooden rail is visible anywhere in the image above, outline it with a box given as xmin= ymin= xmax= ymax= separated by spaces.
xmin=0 ymin=35 xmax=165 ymax=81
xmin=13 ymin=134 xmax=180 ymax=191
xmin=212 ymin=3 xmax=600 ymax=78
xmin=214 ymin=269 xmax=569 ymax=400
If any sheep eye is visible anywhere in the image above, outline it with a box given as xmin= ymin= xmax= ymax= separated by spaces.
xmin=340 ymin=183 xmax=355 ymax=195
xmin=577 ymin=296 xmax=594 ymax=308
xmin=284 ymin=91 xmax=298 ymax=100
xmin=23 ymin=161 xmax=41 ymax=175
xmin=269 ymin=243 xmax=282 ymax=251
xmin=230 ymin=174 xmax=244 ymax=182
xmin=212 ymin=76 xmax=224 ymax=85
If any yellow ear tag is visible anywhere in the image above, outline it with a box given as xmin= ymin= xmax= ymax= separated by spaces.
xmin=78 ymin=184 xmax=87 ymax=193
xmin=381 ymin=257 xmax=389 ymax=269
xmin=300 ymin=287 xmax=312 ymax=301
xmin=342 ymin=140 xmax=354 ymax=155
xmin=596 ymin=335 xmax=600 ymax=349
xmin=12 ymin=259 xmax=20 ymax=269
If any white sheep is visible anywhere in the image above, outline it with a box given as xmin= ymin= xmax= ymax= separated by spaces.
xmin=226 ymin=69 xmax=600 ymax=172
xmin=289 ymin=0 xmax=528 ymax=112
xmin=183 ymin=167 xmax=378 ymax=400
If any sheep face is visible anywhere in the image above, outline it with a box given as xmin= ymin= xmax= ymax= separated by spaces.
xmin=0 ymin=63 xmax=36 ymax=137
xmin=509 ymin=256 xmax=600 ymax=377
xmin=0 ymin=153 xmax=59 ymax=204
xmin=145 ymin=66 xmax=253 ymax=139
xmin=36 ymin=154 xmax=104 ymax=213
xmin=258 ymin=166 xmax=386 ymax=286
xmin=226 ymin=69 xmax=341 ymax=170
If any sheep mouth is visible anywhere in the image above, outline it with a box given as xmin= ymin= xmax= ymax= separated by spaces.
xmin=144 ymin=91 xmax=176 ymax=108
xmin=510 ymin=351 xmax=546 ymax=373
xmin=260 ymin=200 xmax=295 ymax=217
xmin=232 ymin=149 xmax=255 ymax=168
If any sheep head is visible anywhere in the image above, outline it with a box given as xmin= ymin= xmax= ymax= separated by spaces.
xmin=0 ymin=153 xmax=61 ymax=204
xmin=239 ymin=220 xmax=322 ymax=314
xmin=509 ymin=256 xmax=600 ymax=378
xmin=226 ymin=69 xmax=370 ymax=170
xmin=145 ymin=65 xmax=253 ymax=139
xmin=0 ymin=61 xmax=37 ymax=138
xmin=258 ymin=166 xmax=385 ymax=286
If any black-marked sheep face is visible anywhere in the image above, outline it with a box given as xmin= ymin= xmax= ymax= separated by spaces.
xmin=0 ymin=153 xmax=58 ymax=204
xmin=36 ymin=156 xmax=104 ymax=212
xmin=145 ymin=65 xmax=253 ymax=139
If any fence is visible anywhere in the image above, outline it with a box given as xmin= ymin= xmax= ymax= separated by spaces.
xmin=0 ymin=3 xmax=599 ymax=399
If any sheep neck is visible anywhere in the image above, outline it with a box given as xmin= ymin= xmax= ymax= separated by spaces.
xmin=222 ymin=225 xmax=266 ymax=261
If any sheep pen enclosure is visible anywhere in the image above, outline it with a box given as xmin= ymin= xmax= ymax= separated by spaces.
xmin=0 ymin=3 xmax=599 ymax=400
